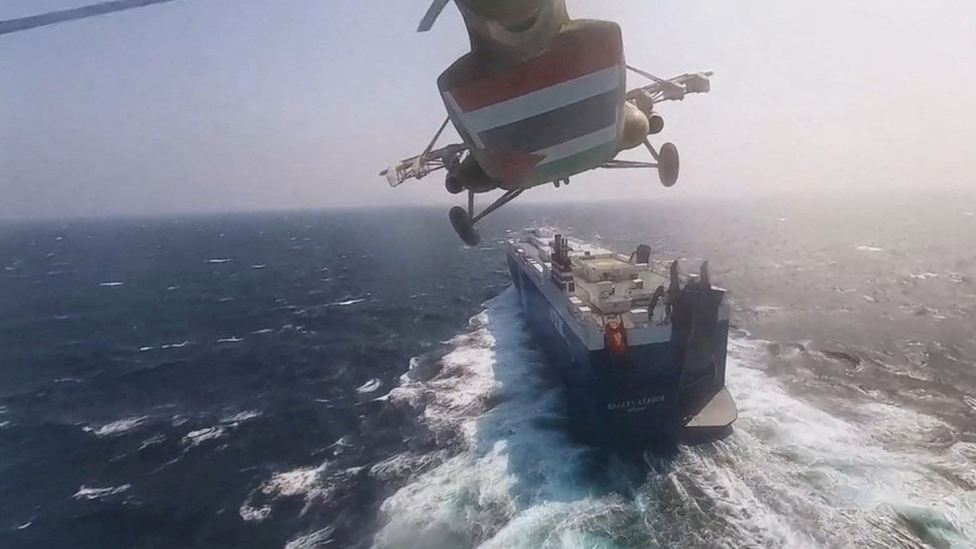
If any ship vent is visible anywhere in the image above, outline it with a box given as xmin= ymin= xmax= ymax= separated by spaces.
xmin=549 ymin=234 xmax=575 ymax=291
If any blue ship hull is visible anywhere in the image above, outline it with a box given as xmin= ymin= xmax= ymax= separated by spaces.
xmin=507 ymin=251 xmax=731 ymax=448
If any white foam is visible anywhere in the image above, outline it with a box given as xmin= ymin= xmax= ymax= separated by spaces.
xmin=216 ymin=336 xmax=244 ymax=344
xmin=356 ymin=378 xmax=382 ymax=394
xmin=139 ymin=434 xmax=165 ymax=450
xmin=221 ymin=410 xmax=261 ymax=424
xmin=16 ymin=522 xmax=31 ymax=530
xmin=374 ymin=289 xmax=590 ymax=548
xmin=330 ymin=436 xmax=352 ymax=448
xmin=161 ymin=341 xmax=189 ymax=349
xmin=261 ymin=462 xmax=331 ymax=515
xmin=207 ymin=258 xmax=233 ymax=264
xmin=369 ymin=452 xmax=442 ymax=482
xmin=182 ymin=426 xmax=226 ymax=448
xmin=683 ymin=339 xmax=976 ymax=548
xmin=99 ymin=281 xmax=124 ymax=287
xmin=855 ymin=245 xmax=884 ymax=252
xmin=284 ymin=527 xmax=335 ymax=549
xmin=371 ymin=289 xmax=976 ymax=549
xmin=329 ymin=296 xmax=368 ymax=307
xmin=262 ymin=464 xmax=328 ymax=499
xmin=964 ymin=396 xmax=976 ymax=413
xmin=252 ymin=264 xmax=267 ymax=269
xmin=239 ymin=504 xmax=271 ymax=522
xmin=84 ymin=416 xmax=148 ymax=437
xmin=73 ymin=484 xmax=130 ymax=500
xmin=251 ymin=328 xmax=275 ymax=334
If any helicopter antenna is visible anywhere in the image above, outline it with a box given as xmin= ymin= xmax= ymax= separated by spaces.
xmin=626 ymin=64 xmax=667 ymax=84
xmin=0 ymin=0 xmax=178 ymax=36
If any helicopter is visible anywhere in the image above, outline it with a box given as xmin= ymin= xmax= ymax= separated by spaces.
xmin=381 ymin=0 xmax=713 ymax=245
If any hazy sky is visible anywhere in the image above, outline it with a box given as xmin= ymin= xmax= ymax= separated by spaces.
xmin=1 ymin=0 xmax=974 ymax=219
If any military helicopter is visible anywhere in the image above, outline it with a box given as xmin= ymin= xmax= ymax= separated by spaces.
xmin=381 ymin=0 xmax=713 ymax=245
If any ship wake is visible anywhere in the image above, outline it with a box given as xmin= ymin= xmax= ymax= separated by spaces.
xmin=370 ymin=287 xmax=976 ymax=549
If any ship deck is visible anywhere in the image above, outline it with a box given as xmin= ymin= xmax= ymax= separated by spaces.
xmin=510 ymin=230 xmax=673 ymax=331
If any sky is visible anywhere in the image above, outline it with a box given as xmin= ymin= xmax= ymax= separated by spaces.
xmin=0 ymin=0 xmax=974 ymax=219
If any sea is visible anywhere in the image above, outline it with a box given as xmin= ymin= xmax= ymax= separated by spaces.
xmin=1 ymin=189 xmax=974 ymax=549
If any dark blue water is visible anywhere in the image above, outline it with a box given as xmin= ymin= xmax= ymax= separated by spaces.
xmin=2 ymin=192 xmax=974 ymax=549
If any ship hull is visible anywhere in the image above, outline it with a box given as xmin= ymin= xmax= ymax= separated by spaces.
xmin=507 ymin=250 xmax=731 ymax=448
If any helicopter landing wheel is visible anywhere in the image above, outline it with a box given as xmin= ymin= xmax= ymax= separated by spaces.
xmin=449 ymin=206 xmax=481 ymax=246
xmin=658 ymin=142 xmax=679 ymax=187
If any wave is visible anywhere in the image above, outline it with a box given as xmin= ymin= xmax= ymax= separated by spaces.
xmin=83 ymin=416 xmax=148 ymax=437
xmin=328 ymin=296 xmax=369 ymax=307
xmin=373 ymin=289 xmax=591 ymax=549
xmin=284 ymin=528 xmax=336 ymax=549
xmin=239 ymin=462 xmax=332 ymax=523
xmin=73 ymin=484 xmax=131 ymax=501
xmin=367 ymin=289 xmax=976 ymax=549
xmin=357 ymin=379 xmax=383 ymax=394
xmin=182 ymin=426 xmax=226 ymax=448
xmin=221 ymin=410 xmax=262 ymax=424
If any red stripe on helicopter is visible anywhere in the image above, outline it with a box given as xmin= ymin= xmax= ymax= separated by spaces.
xmin=448 ymin=37 xmax=623 ymax=113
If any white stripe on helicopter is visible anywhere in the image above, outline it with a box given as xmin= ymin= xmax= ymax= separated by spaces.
xmin=531 ymin=122 xmax=619 ymax=165
xmin=443 ymin=63 xmax=623 ymax=135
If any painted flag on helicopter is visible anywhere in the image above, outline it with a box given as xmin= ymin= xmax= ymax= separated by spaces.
xmin=441 ymin=24 xmax=626 ymax=185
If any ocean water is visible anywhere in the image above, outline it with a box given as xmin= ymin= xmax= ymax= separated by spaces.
xmin=1 ymin=190 xmax=974 ymax=549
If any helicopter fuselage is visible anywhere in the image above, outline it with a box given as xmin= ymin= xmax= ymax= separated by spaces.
xmin=438 ymin=0 xmax=650 ymax=193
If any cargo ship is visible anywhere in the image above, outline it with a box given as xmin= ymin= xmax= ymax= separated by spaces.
xmin=507 ymin=228 xmax=736 ymax=447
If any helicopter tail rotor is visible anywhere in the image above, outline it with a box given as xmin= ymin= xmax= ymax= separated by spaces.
xmin=418 ymin=0 xmax=451 ymax=32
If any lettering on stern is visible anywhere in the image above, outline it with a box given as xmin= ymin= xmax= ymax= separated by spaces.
xmin=607 ymin=395 xmax=665 ymax=412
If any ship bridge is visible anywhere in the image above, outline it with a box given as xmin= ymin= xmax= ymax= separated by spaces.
xmin=509 ymin=227 xmax=676 ymax=334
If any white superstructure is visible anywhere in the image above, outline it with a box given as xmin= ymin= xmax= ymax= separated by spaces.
xmin=509 ymin=228 xmax=730 ymax=350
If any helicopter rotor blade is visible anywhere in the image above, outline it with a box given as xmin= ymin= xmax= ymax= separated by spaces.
xmin=417 ymin=0 xmax=451 ymax=32
xmin=0 ymin=0 xmax=178 ymax=36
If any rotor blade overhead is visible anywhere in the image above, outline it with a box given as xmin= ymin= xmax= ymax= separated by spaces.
xmin=417 ymin=0 xmax=451 ymax=32
xmin=0 ymin=0 xmax=178 ymax=36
